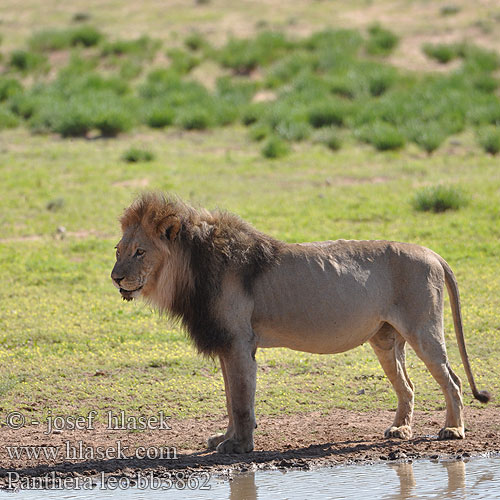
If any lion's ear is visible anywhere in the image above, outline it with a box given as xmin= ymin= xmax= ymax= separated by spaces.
xmin=160 ymin=216 xmax=181 ymax=241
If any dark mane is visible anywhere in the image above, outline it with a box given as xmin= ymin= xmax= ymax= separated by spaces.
xmin=121 ymin=193 xmax=284 ymax=356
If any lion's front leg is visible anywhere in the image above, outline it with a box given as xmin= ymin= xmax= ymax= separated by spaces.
xmin=207 ymin=357 xmax=234 ymax=450
xmin=215 ymin=340 xmax=257 ymax=454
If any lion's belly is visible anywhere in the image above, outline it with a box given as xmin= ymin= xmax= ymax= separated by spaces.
xmin=253 ymin=318 xmax=384 ymax=354
xmin=251 ymin=245 xmax=392 ymax=354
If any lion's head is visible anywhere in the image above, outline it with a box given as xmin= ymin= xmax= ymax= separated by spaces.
xmin=111 ymin=193 xmax=183 ymax=302
xmin=112 ymin=192 xmax=283 ymax=354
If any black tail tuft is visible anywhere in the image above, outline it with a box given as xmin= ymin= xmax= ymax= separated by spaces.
xmin=474 ymin=390 xmax=492 ymax=404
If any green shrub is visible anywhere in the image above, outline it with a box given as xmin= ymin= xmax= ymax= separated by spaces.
xmin=72 ymin=12 xmax=91 ymax=23
xmin=440 ymin=5 xmax=461 ymax=16
xmin=9 ymin=50 xmax=48 ymax=72
xmin=365 ymin=24 xmax=399 ymax=56
xmin=49 ymin=99 xmax=94 ymax=137
xmin=357 ymin=121 xmax=405 ymax=151
xmin=472 ymin=74 xmax=498 ymax=93
xmin=166 ymin=48 xmax=199 ymax=74
xmin=308 ymin=101 xmax=347 ymax=128
xmin=413 ymin=186 xmax=468 ymax=212
xmin=218 ymin=31 xmax=292 ymax=74
xmin=29 ymin=29 xmax=72 ymax=51
xmin=248 ymin=122 xmax=270 ymax=141
xmin=405 ymin=121 xmax=446 ymax=154
xmin=101 ymin=36 xmax=159 ymax=58
xmin=275 ymin=120 xmax=311 ymax=141
xmin=477 ymin=127 xmax=500 ymax=155
xmin=367 ymin=69 xmax=396 ymax=96
xmin=422 ymin=43 xmax=459 ymax=64
xmin=0 ymin=78 xmax=23 ymax=101
xmin=313 ymin=127 xmax=342 ymax=151
xmin=302 ymin=29 xmax=362 ymax=57
xmin=29 ymin=26 xmax=103 ymax=51
xmin=93 ymin=104 xmax=133 ymax=137
xmin=69 ymin=25 xmax=103 ymax=47
xmin=241 ymin=103 xmax=266 ymax=126
xmin=261 ymin=135 xmax=290 ymax=158
xmin=0 ymin=106 xmax=20 ymax=129
xmin=122 ymin=147 xmax=155 ymax=163
xmin=184 ymin=32 xmax=209 ymax=51
xmin=175 ymin=107 xmax=212 ymax=130
xmin=119 ymin=61 xmax=143 ymax=80
xmin=143 ymin=103 xmax=174 ymax=128
xmin=264 ymin=52 xmax=318 ymax=88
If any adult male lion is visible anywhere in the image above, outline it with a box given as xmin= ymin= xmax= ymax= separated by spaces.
xmin=111 ymin=193 xmax=490 ymax=454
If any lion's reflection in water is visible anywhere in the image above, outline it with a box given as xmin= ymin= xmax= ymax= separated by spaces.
xmin=226 ymin=459 xmax=481 ymax=500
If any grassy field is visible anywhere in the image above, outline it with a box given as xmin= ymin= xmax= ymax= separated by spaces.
xmin=0 ymin=0 xmax=499 ymax=428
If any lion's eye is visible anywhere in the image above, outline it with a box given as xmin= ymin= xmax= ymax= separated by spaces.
xmin=115 ymin=247 xmax=120 ymax=258
xmin=134 ymin=249 xmax=145 ymax=258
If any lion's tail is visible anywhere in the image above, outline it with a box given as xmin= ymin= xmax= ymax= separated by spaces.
xmin=439 ymin=256 xmax=492 ymax=404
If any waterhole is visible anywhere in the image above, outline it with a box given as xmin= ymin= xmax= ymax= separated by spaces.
xmin=1 ymin=456 xmax=499 ymax=499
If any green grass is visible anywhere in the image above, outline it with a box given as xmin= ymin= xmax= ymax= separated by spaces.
xmin=0 ymin=2 xmax=499 ymax=426
xmin=0 ymin=127 xmax=498 ymax=422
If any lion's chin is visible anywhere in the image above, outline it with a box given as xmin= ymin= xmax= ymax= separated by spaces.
xmin=119 ymin=286 xmax=143 ymax=301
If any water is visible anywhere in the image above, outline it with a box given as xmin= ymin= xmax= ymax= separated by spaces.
xmin=1 ymin=457 xmax=499 ymax=499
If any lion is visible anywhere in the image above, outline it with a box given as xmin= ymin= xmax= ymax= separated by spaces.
xmin=111 ymin=193 xmax=491 ymax=454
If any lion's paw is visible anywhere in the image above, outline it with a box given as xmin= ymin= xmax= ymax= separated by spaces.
xmin=216 ymin=438 xmax=253 ymax=454
xmin=438 ymin=427 xmax=465 ymax=440
xmin=384 ymin=425 xmax=412 ymax=440
xmin=207 ymin=433 xmax=227 ymax=450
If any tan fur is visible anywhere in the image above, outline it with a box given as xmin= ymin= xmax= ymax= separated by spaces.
xmin=112 ymin=194 xmax=490 ymax=454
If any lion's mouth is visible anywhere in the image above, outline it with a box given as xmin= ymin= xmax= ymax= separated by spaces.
xmin=119 ymin=286 xmax=143 ymax=301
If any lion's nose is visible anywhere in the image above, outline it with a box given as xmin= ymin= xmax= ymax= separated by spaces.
xmin=112 ymin=276 xmax=124 ymax=285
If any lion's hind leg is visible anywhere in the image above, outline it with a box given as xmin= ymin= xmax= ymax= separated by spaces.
xmin=390 ymin=319 xmax=465 ymax=440
xmin=369 ymin=323 xmax=414 ymax=440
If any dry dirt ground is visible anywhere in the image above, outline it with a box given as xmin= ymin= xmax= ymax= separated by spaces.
xmin=0 ymin=407 xmax=498 ymax=487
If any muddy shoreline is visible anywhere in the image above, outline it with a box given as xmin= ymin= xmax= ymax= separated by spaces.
xmin=0 ymin=407 xmax=498 ymax=488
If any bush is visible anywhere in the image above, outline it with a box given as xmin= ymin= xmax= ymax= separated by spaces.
xmin=218 ymin=31 xmax=292 ymax=74
xmin=143 ymin=103 xmax=174 ymax=128
xmin=0 ymin=106 xmax=20 ymax=129
xmin=261 ymin=135 xmax=290 ymax=158
xmin=412 ymin=186 xmax=468 ymax=212
xmin=477 ymin=127 xmax=500 ymax=155
xmin=365 ymin=24 xmax=399 ymax=56
xmin=122 ymin=147 xmax=155 ymax=163
xmin=308 ymin=101 xmax=348 ymax=128
xmin=69 ymin=25 xmax=103 ymax=47
xmin=29 ymin=26 xmax=103 ymax=51
xmin=0 ymin=78 xmax=23 ymax=101
xmin=184 ymin=32 xmax=209 ymax=51
xmin=101 ymin=36 xmax=159 ymax=58
xmin=472 ymin=74 xmax=498 ymax=93
xmin=167 ymin=48 xmax=200 ymax=74
xmin=405 ymin=121 xmax=446 ymax=154
xmin=241 ymin=103 xmax=266 ymax=126
xmin=9 ymin=50 xmax=47 ymax=72
xmin=440 ymin=5 xmax=461 ymax=16
xmin=248 ymin=122 xmax=270 ymax=141
xmin=357 ymin=121 xmax=405 ymax=151
xmin=422 ymin=43 xmax=459 ymax=64
xmin=29 ymin=29 xmax=72 ymax=51
xmin=175 ymin=107 xmax=212 ymax=130
xmin=93 ymin=105 xmax=133 ymax=137
xmin=313 ymin=127 xmax=342 ymax=151
xmin=275 ymin=120 xmax=311 ymax=141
